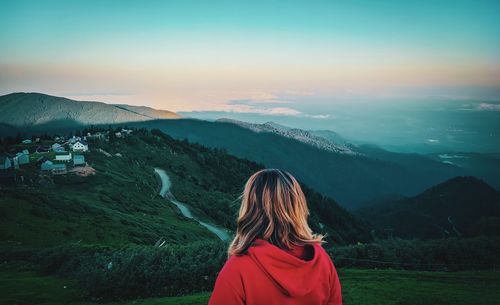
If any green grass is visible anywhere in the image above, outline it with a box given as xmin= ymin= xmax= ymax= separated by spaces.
xmin=0 ymin=270 xmax=83 ymax=305
xmin=1 ymin=268 xmax=499 ymax=305
xmin=0 ymin=134 xmax=229 ymax=247
xmin=79 ymin=293 xmax=211 ymax=305
xmin=339 ymin=269 xmax=500 ymax=305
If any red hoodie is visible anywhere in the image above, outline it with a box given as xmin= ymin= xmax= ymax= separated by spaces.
xmin=208 ymin=239 xmax=342 ymax=305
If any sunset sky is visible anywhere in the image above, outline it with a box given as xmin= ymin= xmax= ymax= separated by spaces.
xmin=1 ymin=0 xmax=499 ymax=114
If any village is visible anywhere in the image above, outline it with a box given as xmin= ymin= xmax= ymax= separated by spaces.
xmin=0 ymin=128 xmax=133 ymax=182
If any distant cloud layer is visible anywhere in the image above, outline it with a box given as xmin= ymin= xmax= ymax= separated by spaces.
xmin=477 ymin=103 xmax=500 ymax=111
xmin=460 ymin=102 xmax=500 ymax=111
xmin=223 ymin=92 xmax=330 ymax=118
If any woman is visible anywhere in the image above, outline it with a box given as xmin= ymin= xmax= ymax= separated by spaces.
xmin=209 ymin=169 xmax=342 ymax=305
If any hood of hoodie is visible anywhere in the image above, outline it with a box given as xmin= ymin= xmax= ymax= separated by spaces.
xmin=247 ymin=239 xmax=325 ymax=297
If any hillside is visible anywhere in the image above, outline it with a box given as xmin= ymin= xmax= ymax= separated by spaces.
xmin=2 ymin=93 xmax=497 ymax=208
xmin=0 ymin=92 xmax=180 ymax=127
xmin=0 ymin=128 xmax=370 ymax=247
xmin=356 ymin=176 xmax=500 ymax=239
xmin=122 ymin=119 xmax=466 ymax=208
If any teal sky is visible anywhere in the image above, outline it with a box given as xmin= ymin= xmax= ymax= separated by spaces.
xmin=1 ymin=0 xmax=499 ymax=112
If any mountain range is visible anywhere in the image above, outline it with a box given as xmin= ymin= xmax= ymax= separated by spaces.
xmin=125 ymin=118 xmax=472 ymax=207
xmin=216 ymin=118 xmax=359 ymax=155
xmin=2 ymin=92 xmax=499 ymax=209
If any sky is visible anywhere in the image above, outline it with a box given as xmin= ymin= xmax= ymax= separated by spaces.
xmin=1 ymin=0 xmax=500 ymax=115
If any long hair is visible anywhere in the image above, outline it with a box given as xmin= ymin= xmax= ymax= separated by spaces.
xmin=228 ymin=168 xmax=323 ymax=256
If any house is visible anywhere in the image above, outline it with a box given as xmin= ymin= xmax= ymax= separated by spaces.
xmin=73 ymin=154 xmax=85 ymax=166
xmin=121 ymin=129 xmax=133 ymax=135
xmin=0 ymin=155 xmax=12 ymax=170
xmin=22 ymin=139 xmax=32 ymax=144
xmin=55 ymin=152 xmax=72 ymax=162
xmin=72 ymin=140 xmax=88 ymax=152
xmin=51 ymin=163 xmax=67 ymax=174
xmin=16 ymin=151 xmax=29 ymax=165
xmin=68 ymin=136 xmax=81 ymax=144
xmin=41 ymin=160 xmax=53 ymax=171
xmin=52 ymin=143 xmax=65 ymax=152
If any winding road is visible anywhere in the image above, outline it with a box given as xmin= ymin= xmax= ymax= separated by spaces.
xmin=154 ymin=168 xmax=230 ymax=241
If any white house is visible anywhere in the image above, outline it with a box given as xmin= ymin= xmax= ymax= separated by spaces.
xmin=72 ymin=140 xmax=88 ymax=152
xmin=55 ymin=152 xmax=72 ymax=161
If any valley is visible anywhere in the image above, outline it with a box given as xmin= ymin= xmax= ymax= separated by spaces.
xmin=1 ymin=93 xmax=499 ymax=305
xmin=3 ymin=93 xmax=500 ymax=209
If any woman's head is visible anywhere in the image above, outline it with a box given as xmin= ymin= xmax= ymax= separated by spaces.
xmin=228 ymin=169 xmax=323 ymax=256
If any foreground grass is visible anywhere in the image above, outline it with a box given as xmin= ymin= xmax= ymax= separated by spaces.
xmin=339 ymin=269 xmax=500 ymax=305
xmin=1 ymin=268 xmax=499 ymax=305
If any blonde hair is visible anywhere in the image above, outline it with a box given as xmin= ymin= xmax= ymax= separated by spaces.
xmin=228 ymin=169 xmax=323 ymax=256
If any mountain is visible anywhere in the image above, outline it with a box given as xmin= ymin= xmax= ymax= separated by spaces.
xmin=356 ymin=176 xmax=500 ymax=239
xmin=216 ymin=118 xmax=359 ymax=155
xmin=0 ymin=127 xmax=370 ymax=247
xmin=309 ymin=129 xmax=353 ymax=146
xmin=2 ymin=93 xmax=495 ymax=208
xmin=0 ymin=92 xmax=180 ymax=127
xmin=122 ymin=119 xmax=465 ymax=208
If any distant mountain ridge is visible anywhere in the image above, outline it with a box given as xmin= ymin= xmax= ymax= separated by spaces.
xmin=356 ymin=176 xmax=500 ymax=239
xmin=123 ymin=119 xmax=467 ymax=207
xmin=0 ymin=92 xmax=180 ymax=127
xmin=216 ymin=118 xmax=359 ymax=155
xmin=2 ymin=92 xmax=498 ymax=208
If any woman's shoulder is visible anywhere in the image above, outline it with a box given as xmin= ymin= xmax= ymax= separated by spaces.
xmin=313 ymin=242 xmax=336 ymax=265
xmin=220 ymin=253 xmax=254 ymax=275
xmin=228 ymin=252 xmax=254 ymax=265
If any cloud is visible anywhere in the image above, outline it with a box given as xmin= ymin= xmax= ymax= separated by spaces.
xmin=476 ymin=103 xmax=500 ymax=111
xmin=228 ymin=98 xmax=292 ymax=106
xmin=219 ymin=91 xmax=299 ymax=116
xmin=225 ymin=104 xmax=302 ymax=116
xmin=220 ymin=91 xmax=332 ymax=118
xmin=459 ymin=102 xmax=500 ymax=111
xmin=305 ymin=114 xmax=331 ymax=119
xmin=221 ymin=104 xmax=331 ymax=118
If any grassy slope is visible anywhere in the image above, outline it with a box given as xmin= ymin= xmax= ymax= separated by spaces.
xmin=125 ymin=119 xmax=464 ymax=207
xmin=0 ymin=132 xmax=234 ymax=247
xmin=1 ymin=129 xmax=371 ymax=247
xmin=2 ymin=268 xmax=499 ymax=305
